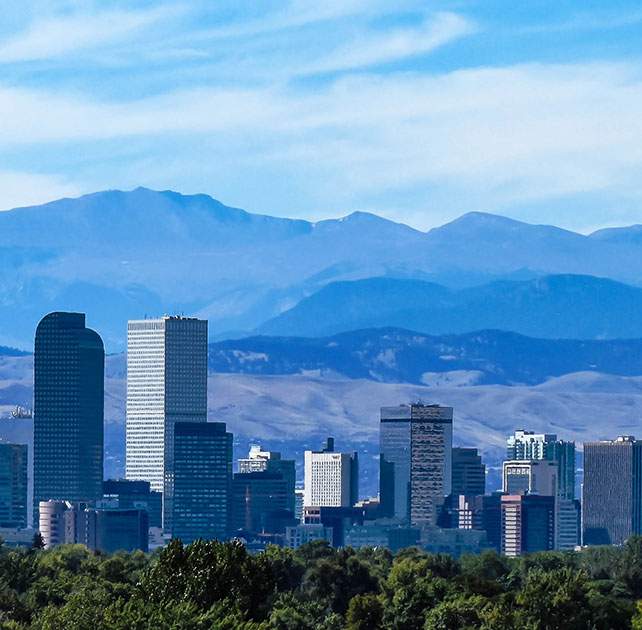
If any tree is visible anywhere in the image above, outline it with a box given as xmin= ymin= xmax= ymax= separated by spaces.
xmin=514 ymin=567 xmax=592 ymax=630
xmin=423 ymin=594 xmax=487 ymax=630
xmin=345 ymin=593 xmax=384 ymax=630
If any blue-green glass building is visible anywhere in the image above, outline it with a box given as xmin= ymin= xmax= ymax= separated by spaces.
xmin=33 ymin=312 xmax=104 ymax=527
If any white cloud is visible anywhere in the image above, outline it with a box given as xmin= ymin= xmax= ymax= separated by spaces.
xmin=0 ymin=171 xmax=82 ymax=211
xmin=198 ymin=0 xmax=386 ymax=40
xmin=0 ymin=6 xmax=175 ymax=63
xmin=301 ymin=12 xmax=476 ymax=75
xmin=2 ymin=60 xmax=642 ymax=227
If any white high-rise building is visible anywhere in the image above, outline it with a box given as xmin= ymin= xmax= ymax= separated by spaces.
xmin=303 ymin=438 xmax=358 ymax=508
xmin=125 ymin=316 xmax=208 ymax=528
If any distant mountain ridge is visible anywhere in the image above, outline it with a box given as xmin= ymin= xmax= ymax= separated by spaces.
xmin=259 ymin=274 xmax=642 ymax=339
xmin=5 ymin=188 xmax=642 ymax=349
xmin=208 ymin=328 xmax=642 ymax=386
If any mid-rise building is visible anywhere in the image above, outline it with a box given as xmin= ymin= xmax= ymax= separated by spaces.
xmin=103 ymin=479 xmax=162 ymax=529
xmin=285 ymin=524 xmax=333 ymax=548
xmin=171 ymin=422 xmax=232 ymax=544
xmin=304 ymin=438 xmax=358 ymax=509
xmin=423 ymin=526 xmax=491 ymax=558
xmin=557 ymin=498 xmax=581 ymax=550
xmin=40 ymin=501 xmax=148 ymax=552
xmin=125 ymin=316 xmax=208 ymax=531
xmin=238 ymin=446 xmax=296 ymax=514
xmin=506 ymin=430 xmax=575 ymax=499
xmin=380 ymin=404 xmax=453 ymax=525
xmin=451 ymin=447 xmax=485 ymax=496
xmin=583 ymin=436 xmax=642 ymax=545
xmin=0 ymin=443 xmax=27 ymax=528
xmin=451 ymin=493 xmax=502 ymax=553
xmin=501 ymin=494 xmax=555 ymax=557
xmin=231 ymin=471 xmax=293 ymax=534
xmin=67 ymin=506 xmax=149 ymax=553
xmin=303 ymin=505 xmax=366 ymax=547
xmin=39 ymin=500 xmax=69 ymax=549
xmin=502 ymin=460 xmax=558 ymax=496
xmin=33 ymin=312 xmax=104 ymax=527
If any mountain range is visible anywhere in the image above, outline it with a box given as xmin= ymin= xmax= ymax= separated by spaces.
xmin=258 ymin=275 xmax=642 ymax=339
xmin=5 ymin=188 xmax=642 ymax=349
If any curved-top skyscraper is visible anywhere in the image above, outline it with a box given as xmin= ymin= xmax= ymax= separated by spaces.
xmin=33 ymin=312 xmax=104 ymax=527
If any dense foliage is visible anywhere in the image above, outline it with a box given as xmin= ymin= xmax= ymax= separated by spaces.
xmin=3 ymin=537 xmax=642 ymax=628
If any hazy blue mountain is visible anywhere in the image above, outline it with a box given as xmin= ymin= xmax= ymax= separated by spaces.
xmin=208 ymin=328 xmax=642 ymax=386
xmin=259 ymin=274 xmax=642 ymax=339
xmin=5 ymin=188 xmax=642 ymax=349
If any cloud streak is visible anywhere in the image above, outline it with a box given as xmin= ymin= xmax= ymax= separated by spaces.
xmin=301 ymin=12 xmax=476 ymax=75
xmin=0 ymin=6 xmax=176 ymax=63
xmin=2 ymin=60 xmax=642 ymax=226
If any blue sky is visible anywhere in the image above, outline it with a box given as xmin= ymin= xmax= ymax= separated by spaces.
xmin=2 ymin=1 xmax=642 ymax=232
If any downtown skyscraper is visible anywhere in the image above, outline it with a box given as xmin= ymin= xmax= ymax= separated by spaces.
xmin=583 ymin=436 xmax=642 ymax=545
xmin=33 ymin=312 xmax=104 ymax=527
xmin=125 ymin=316 xmax=208 ymax=530
xmin=380 ymin=403 xmax=453 ymax=526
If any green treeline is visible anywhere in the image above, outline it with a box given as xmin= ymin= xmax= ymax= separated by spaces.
xmin=3 ymin=538 xmax=642 ymax=629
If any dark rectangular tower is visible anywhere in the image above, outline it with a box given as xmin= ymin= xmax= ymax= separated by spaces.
xmin=0 ymin=443 xmax=28 ymax=528
xmin=451 ymin=447 xmax=485 ymax=496
xmin=583 ymin=436 xmax=642 ymax=545
xmin=171 ymin=422 xmax=232 ymax=543
xmin=380 ymin=403 xmax=453 ymax=526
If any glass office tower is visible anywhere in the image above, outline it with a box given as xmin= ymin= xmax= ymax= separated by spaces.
xmin=171 ymin=422 xmax=232 ymax=543
xmin=583 ymin=436 xmax=642 ymax=545
xmin=33 ymin=312 xmax=104 ymax=527
xmin=125 ymin=316 xmax=208 ymax=531
xmin=380 ymin=403 xmax=453 ymax=525
xmin=0 ymin=443 xmax=28 ymax=528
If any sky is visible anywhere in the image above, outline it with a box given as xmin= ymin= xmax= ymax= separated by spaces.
xmin=2 ymin=1 xmax=642 ymax=232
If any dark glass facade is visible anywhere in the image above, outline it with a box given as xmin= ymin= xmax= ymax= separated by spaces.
xmin=103 ymin=479 xmax=162 ymax=528
xmin=380 ymin=404 xmax=453 ymax=525
xmin=451 ymin=447 xmax=485 ymax=496
xmin=583 ymin=437 xmax=642 ymax=545
xmin=501 ymin=494 xmax=555 ymax=556
xmin=172 ymin=422 xmax=232 ymax=543
xmin=231 ymin=471 xmax=291 ymax=534
xmin=0 ymin=443 xmax=28 ymax=528
xmin=67 ymin=506 xmax=148 ymax=553
xmin=33 ymin=312 xmax=104 ymax=527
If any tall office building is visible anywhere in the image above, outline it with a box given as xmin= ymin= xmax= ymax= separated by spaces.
xmin=0 ymin=443 xmax=28 ymax=528
xmin=451 ymin=447 xmax=485 ymax=496
xmin=506 ymin=430 xmax=575 ymax=499
xmin=172 ymin=422 xmax=232 ymax=543
xmin=380 ymin=403 xmax=453 ymax=525
xmin=583 ymin=436 xmax=642 ymax=545
xmin=502 ymin=460 xmax=558 ymax=496
xmin=238 ymin=445 xmax=296 ymax=514
xmin=304 ymin=438 xmax=358 ymax=509
xmin=501 ymin=494 xmax=555 ymax=557
xmin=125 ymin=316 xmax=208 ymax=530
xmin=33 ymin=312 xmax=104 ymax=527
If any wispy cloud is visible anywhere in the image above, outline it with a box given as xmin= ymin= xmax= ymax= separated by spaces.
xmin=301 ymin=12 xmax=476 ymax=75
xmin=198 ymin=0 xmax=388 ymax=40
xmin=2 ymin=60 xmax=642 ymax=227
xmin=0 ymin=6 xmax=177 ymax=63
